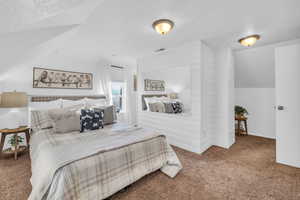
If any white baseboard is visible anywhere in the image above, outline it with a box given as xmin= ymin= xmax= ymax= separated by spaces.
xmin=248 ymin=132 xmax=276 ymax=139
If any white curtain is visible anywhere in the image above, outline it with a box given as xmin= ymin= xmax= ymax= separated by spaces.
xmin=123 ymin=67 xmax=136 ymax=125
xmin=99 ymin=65 xmax=112 ymax=105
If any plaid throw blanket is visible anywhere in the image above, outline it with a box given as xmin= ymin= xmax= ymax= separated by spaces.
xmin=29 ymin=127 xmax=182 ymax=200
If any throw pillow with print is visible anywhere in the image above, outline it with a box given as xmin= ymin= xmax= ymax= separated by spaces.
xmin=171 ymin=102 xmax=183 ymax=114
xmin=80 ymin=109 xmax=104 ymax=132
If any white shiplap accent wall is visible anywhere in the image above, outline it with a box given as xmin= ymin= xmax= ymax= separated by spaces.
xmin=137 ymin=41 xmax=216 ymax=154
xmin=201 ymin=42 xmax=217 ymax=152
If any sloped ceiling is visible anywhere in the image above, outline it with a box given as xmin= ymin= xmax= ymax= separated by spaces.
xmin=234 ymin=45 xmax=275 ymax=88
xmin=0 ymin=0 xmax=300 ymax=65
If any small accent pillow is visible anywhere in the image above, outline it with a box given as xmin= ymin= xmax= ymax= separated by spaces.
xmin=171 ymin=102 xmax=183 ymax=114
xmin=164 ymin=102 xmax=174 ymax=113
xmin=148 ymin=103 xmax=157 ymax=112
xmin=80 ymin=109 xmax=104 ymax=132
xmin=93 ymin=105 xmax=117 ymax=125
xmin=148 ymin=102 xmax=165 ymax=113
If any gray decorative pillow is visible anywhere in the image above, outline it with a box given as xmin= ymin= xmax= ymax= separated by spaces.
xmin=53 ymin=111 xmax=81 ymax=133
xmin=94 ymin=105 xmax=117 ymax=125
xmin=48 ymin=107 xmax=81 ymax=133
xmin=148 ymin=103 xmax=157 ymax=112
xmin=164 ymin=103 xmax=174 ymax=113
xmin=148 ymin=102 xmax=165 ymax=113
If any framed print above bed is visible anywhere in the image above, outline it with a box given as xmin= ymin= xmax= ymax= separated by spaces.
xmin=144 ymin=79 xmax=165 ymax=91
xmin=33 ymin=67 xmax=93 ymax=89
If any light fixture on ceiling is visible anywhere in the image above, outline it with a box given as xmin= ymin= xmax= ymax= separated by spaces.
xmin=238 ymin=34 xmax=261 ymax=47
xmin=152 ymin=19 xmax=174 ymax=35
xmin=154 ymin=48 xmax=166 ymax=52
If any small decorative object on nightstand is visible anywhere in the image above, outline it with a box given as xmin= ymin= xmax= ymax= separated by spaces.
xmin=0 ymin=127 xmax=30 ymax=160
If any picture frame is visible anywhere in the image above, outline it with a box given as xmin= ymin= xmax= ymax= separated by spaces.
xmin=33 ymin=67 xmax=93 ymax=89
xmin=144 ymin=79 xmax=165 ymax=91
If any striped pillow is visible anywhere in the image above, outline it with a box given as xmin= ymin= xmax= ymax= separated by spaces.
xmin=31 ymin=110 xmax=53 ymax=132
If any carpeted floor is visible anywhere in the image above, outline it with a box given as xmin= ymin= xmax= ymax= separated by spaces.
xmin=1 ymin=135 xmax=299 ymax=200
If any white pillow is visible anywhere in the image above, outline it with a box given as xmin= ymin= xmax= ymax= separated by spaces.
xmin=144 ymin=97 xmax=160 ymax=111
xmin=62 ymin=99 xmax=86 ymax=108
xmin=29 ymin=99 xmax=62 ymax=110
xmin=85 ymin=98 xmax=107 ymax=107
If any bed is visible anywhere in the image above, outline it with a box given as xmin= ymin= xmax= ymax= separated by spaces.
xmin=28 ymin=95 xmax=182 ymax=200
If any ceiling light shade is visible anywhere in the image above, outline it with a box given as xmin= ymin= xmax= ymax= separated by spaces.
xmin=238 ymin=34 xmax=260 ymax=47
xmin=152 ymin=19 xmax=174 ymax=35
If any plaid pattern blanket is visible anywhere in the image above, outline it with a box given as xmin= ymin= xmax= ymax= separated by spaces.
xmin=29 ymin=127 xmax=182 ymax=200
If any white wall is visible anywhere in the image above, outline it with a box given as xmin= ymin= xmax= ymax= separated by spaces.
xmin=235 ymin=88 xmax=276 ymax=139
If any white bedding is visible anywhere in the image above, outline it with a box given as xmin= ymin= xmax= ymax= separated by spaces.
xmin=29 ymin=126 xmax=182 ymax=200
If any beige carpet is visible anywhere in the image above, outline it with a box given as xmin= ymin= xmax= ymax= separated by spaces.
xmin=1 ymin=135 xmax=299 ymax=200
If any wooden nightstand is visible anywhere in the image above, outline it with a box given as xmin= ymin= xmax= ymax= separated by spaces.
xmin=0 ymin=127 xmax=30 ymax=160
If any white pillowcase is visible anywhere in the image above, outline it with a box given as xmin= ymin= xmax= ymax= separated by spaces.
xmin=144 ymin=97 xmax=160 ymax=111
xmin=29 ymin=99 xmax=62 ymax=110
xmin=85 ymin=98 xmax=107 ymax=107
xmin=62 ymin=99 xmax=86 ymax=108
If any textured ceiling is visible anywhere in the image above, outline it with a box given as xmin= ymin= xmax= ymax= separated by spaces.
xmin=0 ymin=0 xmax=300 ymax=62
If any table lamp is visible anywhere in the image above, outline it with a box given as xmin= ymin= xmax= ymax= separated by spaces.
xmin=0 ymin=91 xmax=28 ymax=128
xmin=168 ymin=93 xmax=178 ymax=99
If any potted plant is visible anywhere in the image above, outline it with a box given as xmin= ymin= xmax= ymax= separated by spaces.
xmin=8 ymin=135 xmax=24 ymax=151
xmin=235 ymin=105 xmax=249 ymax=118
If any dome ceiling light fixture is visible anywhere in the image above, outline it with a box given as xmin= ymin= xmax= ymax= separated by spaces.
xmin=152 ymin=19 xmax=174 ymax=35
xmin=154 ymin=48 xmax=166 ymax=52
xmin=238 ymin=34 xmax=261 ymax=47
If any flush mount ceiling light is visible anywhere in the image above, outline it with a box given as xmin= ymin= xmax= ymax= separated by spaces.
xmin=238 ymin=34 xmax=261 ymax=47
xmin=152 ymin=19 xmax=174 ymax=35
xmin=154 ymin=48 xmax=166 ymax=52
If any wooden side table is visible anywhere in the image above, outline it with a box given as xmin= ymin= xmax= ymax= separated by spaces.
xmin=0 ymin=127 xmax=30 ymax=160
xmin=235 ymin=116 xmax=248 ymax=136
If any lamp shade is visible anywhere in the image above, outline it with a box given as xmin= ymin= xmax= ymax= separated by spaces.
xmin=169 ymin=93 xmax=178 ymax=99
xmin=0 ymin=91 xmax=28 ymax=108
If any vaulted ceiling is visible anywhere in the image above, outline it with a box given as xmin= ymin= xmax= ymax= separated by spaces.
xmin=0 ymin=0 xmax=300 ymax=64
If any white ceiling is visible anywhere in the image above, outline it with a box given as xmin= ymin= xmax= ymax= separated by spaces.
xmin=1 ymin=0 xmax=300 ymax=62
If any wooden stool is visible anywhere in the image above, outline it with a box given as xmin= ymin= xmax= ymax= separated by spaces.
xmin=235 ymin=116 xmax=248 ymax=136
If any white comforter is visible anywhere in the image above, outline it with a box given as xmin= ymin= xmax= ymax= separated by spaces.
xmin=29 ymin=127 xmax=182 ymax=200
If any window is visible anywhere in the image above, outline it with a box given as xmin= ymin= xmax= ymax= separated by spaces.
xmin=111 ymin=82 xmax=125 ymax=113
